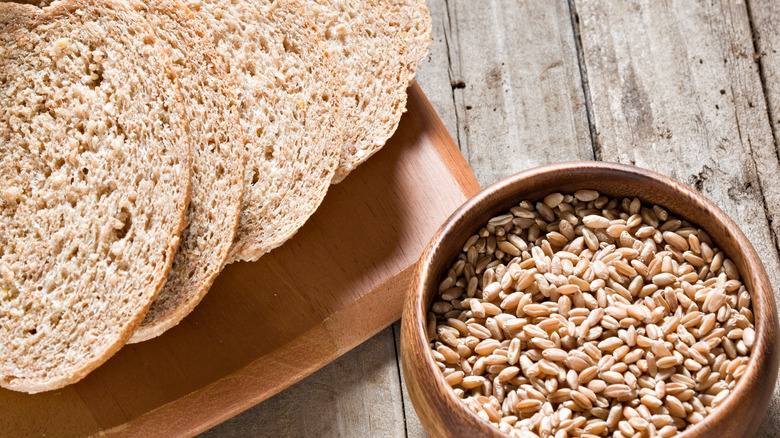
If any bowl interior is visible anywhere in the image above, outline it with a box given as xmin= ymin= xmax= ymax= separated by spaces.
xmin=406 ymin=161 xmax=777 ymax=438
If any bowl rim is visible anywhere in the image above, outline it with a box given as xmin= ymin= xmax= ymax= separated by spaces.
xmin=404 ymin=160 xmax=779 ymax=437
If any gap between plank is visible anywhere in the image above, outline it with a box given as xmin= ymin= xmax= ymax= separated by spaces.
xmin=442 ymin=0 xmax=463 ymax=151
xmin=567 ymin=0 xmax=599 ymax=160
xmin=744 ymin=0 xmax=780 ymax=259
xmin=392 ymin=322 xmax=410 ymax=438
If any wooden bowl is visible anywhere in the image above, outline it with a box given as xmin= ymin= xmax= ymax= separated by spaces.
xmin=401 ymin=161 xmax=779 ymax=438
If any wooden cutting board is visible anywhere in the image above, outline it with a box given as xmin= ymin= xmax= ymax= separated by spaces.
xmin=0 ymin=83 xmax=479 ymax=437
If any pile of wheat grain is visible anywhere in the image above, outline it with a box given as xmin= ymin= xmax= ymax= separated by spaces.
xmin=428 ymin=190 xmax=754 ymax=438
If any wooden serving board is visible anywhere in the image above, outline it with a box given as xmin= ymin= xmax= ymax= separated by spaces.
xmin=0 ymin=83 xmax=479 ymax=437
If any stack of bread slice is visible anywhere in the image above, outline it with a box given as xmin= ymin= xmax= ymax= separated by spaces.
xmin=0 ymin=0 xmax=430 ymax=392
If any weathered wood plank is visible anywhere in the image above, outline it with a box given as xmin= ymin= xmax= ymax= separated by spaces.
xmin=200 ymin=327 xmax=405 ymax=437
xmin=745 ymin=1 xmax=780 ymax=434
xmin=419 ymin=0 xmax=593 ymax=188
xmin=748 ymin=0 xmax=780 ymax=278
xmin=749 ymin=0 xmax=780 ymax=131
xmin=393 ymin=320 xmax=429 ymax=438
xmin=413 ymin=0 xmax=459 ymax=146
xmin=573 ymin=0 xmax=780 ymax=433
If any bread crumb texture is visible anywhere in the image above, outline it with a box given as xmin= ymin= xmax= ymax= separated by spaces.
xmin=128 ymin=0 xmax=245 ymax=343
xmin=185 ymin=0 xmax=343 ymax=263
xmin=0 ymin=0 xmax=190 ymax=392
xmin=318 ymin=0 xmax=432 ymax=183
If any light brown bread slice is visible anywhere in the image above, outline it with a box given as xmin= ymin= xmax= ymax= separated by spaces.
xmin=0 ymin=0 xmax=190 ymax=392
xmin=127 ymin=0 xmax=245 ymax=343
xmin=185 ymin=0 xmax=343 ymax=263
xmin=313 ymin=0 xmax=432 ymax=184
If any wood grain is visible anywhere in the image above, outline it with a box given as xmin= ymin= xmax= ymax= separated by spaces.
xmin=417 ymin=0 xmax=592 ymax=187
xmin=402 ymin=162 xmax=779 ymax=438
xmin=573 ymin=1 xmax=780 ymax=433
xmin=748 ymin=0 xmax=780 ymax=254
xmin=413 ymin=0 xmax=458 ymax=146
xmin=0 ymin=84 xmax=478 ymax=437
xmin=746 ymin=1 xmax=780 ymax=433
xmin=393 ymin=320 xmax=428 ymax=438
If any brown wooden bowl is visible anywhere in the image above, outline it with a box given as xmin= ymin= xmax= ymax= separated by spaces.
xmin=401 ymin=161 xmax=779 ymax=438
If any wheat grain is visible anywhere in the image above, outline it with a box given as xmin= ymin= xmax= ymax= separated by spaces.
xmin=428 ymin=191 xmax=754 ymax=437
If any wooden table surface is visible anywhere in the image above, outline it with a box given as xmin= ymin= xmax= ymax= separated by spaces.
xmin=202 ymin=1 xmax=780 ymax=436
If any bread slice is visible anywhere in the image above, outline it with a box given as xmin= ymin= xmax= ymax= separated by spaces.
xmin=127 ymin=0 xmax=245 ymax=343
xmin=0 ymin=0 xmax=190 ymax=392
xmin=314 ymin=0 xmax=432 ymax=184
xmin=185 ymin=0 xmax=343 ymax=263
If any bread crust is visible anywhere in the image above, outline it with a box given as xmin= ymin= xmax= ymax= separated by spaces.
xmin=0 ymin=0 xmax=190 ymax=392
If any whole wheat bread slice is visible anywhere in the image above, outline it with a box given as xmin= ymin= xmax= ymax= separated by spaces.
xmin=0 ymin=0 xmax=190 ymax=392
xmin=127 ymin=0 xmax=246 ymax=343
xmin=185 ymin=0 xmax=343 ymax=263
xmin=314 ymin=0 xmax=431 ymax=184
